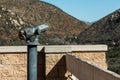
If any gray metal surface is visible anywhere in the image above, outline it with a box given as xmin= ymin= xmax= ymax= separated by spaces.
xmin=27 ymin=45 xmax=37 ymax=80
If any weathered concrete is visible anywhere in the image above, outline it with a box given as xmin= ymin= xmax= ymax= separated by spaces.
xmin=0 ymin=46 xmax=43 ymax=53
xmin=45 ymin=45 xmax=71 ymax=53
xmin=0 ymin=45 xmax=107 ymax=53
xmin=71 ymin=45 xmax=108 ymax=51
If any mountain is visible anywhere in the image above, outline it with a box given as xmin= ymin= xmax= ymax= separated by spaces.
xmin=82 ymin=21 xmax=92 ymax=25
xmin=77 ymin=9 xmax=120 ymax=46
xmin=77 ymin=9 xmax=120 ymax=74
xmin=0 ymin=0 xmax=89 ymax=45
xmin=0 ymin=6 xmax=30 ymax=45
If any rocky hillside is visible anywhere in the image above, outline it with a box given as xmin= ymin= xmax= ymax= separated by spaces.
xmin=77 ymin=9 xmax=120 ymax=46
xmin=0 ymin=6 xmax=30 ymax=45
xmin=0 ymin=0 xmax=89 ymax=45
xmin=77 ymin=9 xmax=120 ymax=74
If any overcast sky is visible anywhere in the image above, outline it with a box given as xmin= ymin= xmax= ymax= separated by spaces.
xmin=41 ymin=0 xmax=120 ymax=22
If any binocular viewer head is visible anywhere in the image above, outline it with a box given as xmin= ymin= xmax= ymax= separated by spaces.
xmin=19 ymin=23 xmax=49 ymax=41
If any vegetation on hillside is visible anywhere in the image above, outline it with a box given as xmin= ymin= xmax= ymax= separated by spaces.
xmin=77 ymin=9 xmax=120 ymax=75
xmin=0 ymin=6 xmax=30 ymax=45
xmin=77 ymin=9 xmax=120 ymax=45
xmin=0 ymin=0 xmax=89 ymax=45
xmin=107 ymin=47 xmax=120 ymax=74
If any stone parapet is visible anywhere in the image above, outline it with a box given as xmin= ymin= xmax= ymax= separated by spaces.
xmin=0 ymin=53 xmax=27 ymax=80
xmin=0 ymin=45 xmax=108 ymax=80
xmin=0 ymin=45 xmax=107 ymax=53
xmin=72 ymin=52 xmax=107 ymax=69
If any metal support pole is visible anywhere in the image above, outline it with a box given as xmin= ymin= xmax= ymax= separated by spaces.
xmin=27 ymin=45 xmax=37 ymax=80
xmin=18 ymin=23 xmax=48 ymax=80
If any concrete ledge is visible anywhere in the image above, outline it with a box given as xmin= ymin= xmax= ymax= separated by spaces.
xmin=0 ymin=45 xmax=107 ymax=53
xmin=0 ymin=46 xmax=27 ymax=53
xmin=45 ymin=45 xmax=71 ymax=53
xmin=71 ymin=45 xmax=108 ymax=51
xmin=0 ymin=46 xmax=44 ymax=53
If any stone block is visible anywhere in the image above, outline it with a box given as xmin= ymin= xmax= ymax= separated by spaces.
xmin=0 ymin=65 xmax=3 ymax=80
xmin=45 ymin=46 xmax=71 ymax=53
xmin=2 ymin=77 xmax=16 ymax=80
xmin=72 ymin=52 xmax=95 ymax=62
xmin=46 ymin=53 xmax=67 ymax=79
xmin=46 ymin=64 xmax=54 ymax=75
xmin=71 ymin=45 xmax=107 ymax=51
xmin=72 ymin=52 xmax=107 ymax=68
xmin=13 ymin=65 xmax=27 ymax=76
xmin=1 ymin=54 xmax=25 ymax=64
xmin=46 ymin=65 xmax=59 ymax=78
xmin=93 ymin=62 xmax=107 ymax=69
xmin=1 ymin=77 xmax=26 ymax=80
xmin=93 ymin=53 xmax=106 ymax=63
xmin=24 ymin=54 xmax=27 ymax=64
xmin=0 ymin=54 xmax=2 ymax=63
xmin=46 ymin=54 xmax=65 ymax=65
xmin=1 ymin=65 xmax=13 ymax=77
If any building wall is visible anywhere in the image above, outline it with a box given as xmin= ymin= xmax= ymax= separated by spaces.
xmin=0 ymin=52 xmax=45 ymax=80
xmin=46 ymin=53 xmax=67 ymax=80
xmin=0 ymin=53 xmax=27 ymax=80
xmin=72 ymin=51 xmax=107 ymax=69
xmin=0 ymin=45 xmax=108 ymax=80
xmin=45 ymin=52 xmax=107 ymax=80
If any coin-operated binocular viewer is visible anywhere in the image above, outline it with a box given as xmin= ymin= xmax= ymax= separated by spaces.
xmin=19 ymin=23 xmax=49 ymax=80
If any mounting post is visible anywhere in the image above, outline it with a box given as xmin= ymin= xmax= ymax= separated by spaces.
xmin=27 ymin=44 xmax=38 ymax=80
xmin=27 ymin=38 xmax=39 ymax=80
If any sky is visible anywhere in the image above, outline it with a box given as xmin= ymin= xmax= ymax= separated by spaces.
xmin=41 ymin=0 xmax=120 ymax=22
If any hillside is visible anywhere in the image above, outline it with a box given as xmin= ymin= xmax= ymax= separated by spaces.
xmin=0 ymin=0 xmax=89 ymax=45
xmin=77 ymin=9 xmax=120 ymax=74
xmin=77 ymin=9 xmax=120 ymax=46
xmin=0 ymin=6 xmax=30 ymax=45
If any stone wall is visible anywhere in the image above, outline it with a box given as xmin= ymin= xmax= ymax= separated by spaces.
xmin=45 ymin=53 xmax=67 ymax=80
xmin=0 ymin=52 xmax=45 ymax=80
xmin=71 ymin=45 xmax=108 ymax=69
xmin=0 ymin=53 xmax=27 ymax=80
xmin=72 ymin=52 xmax=107 ymax=69
xmin=0 ymin=45 xmax=108 ymax=80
